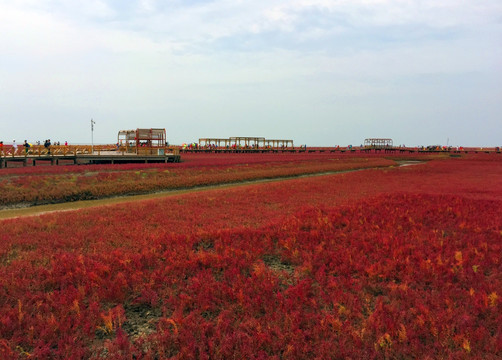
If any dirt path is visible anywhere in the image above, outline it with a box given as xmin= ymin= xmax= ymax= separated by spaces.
xmin=0 ymin=162 xmax=423 ymax=220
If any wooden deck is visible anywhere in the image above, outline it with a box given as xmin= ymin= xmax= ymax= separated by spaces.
xmin=180 ymin=147 xmax=502 ymax=155
xmin=1 ymin=145 xmax=500 ymax=168
xmin=0 ymin=154 xmax=181 ymax=168
xmin=0 ymin=145 xmax=181 ymax=168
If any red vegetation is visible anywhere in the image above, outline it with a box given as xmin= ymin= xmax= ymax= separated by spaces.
xmin=0 ymin=154 xmax=501 ymax=358
xmin=0 ymin=154 xmax=395 ymax=207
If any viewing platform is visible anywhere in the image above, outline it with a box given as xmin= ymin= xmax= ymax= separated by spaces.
xmin=0 ymin=145 xmax=180 ymax=168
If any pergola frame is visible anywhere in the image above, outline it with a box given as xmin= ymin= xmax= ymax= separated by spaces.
xmin=118 ymin=128 xmax=166 ymax=148
xmin=364 ymin=138 xmax=393 ymax=148
xmin=199 ymin=137 xmax=293 ymax=148
xmin=264 ymin=139 xmax=294 ymax=148
xmin=229 ymin=137 xmax=266 ymax=147
xmin=198 ymin=138 xmax=232 ymax=147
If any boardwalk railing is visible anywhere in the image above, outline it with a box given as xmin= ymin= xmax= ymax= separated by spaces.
xmin=1 ymin=145 xmax=500 ymax=158
xmin=0 ymin=145 xmax=93 ymax=157
xmin=0 ymin=145 xmax=180 ymax=158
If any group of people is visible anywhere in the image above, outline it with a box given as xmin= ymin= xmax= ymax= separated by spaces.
xmin=5 ymin=139 xmax=35 ymax=154
xmin=0 ymin=139 xmax=69 ymax=155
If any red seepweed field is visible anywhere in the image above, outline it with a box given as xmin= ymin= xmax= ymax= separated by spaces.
xmin=0 ymin=153 xmax=397 ymax=207
xmin=0 ymin=153 xmax=501 ymax=359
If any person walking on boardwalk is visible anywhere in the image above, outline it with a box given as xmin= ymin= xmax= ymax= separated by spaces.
xmin=44 ymin=139 xmax=51 ymax=154
xmin=12 ymin=140 xmax=17 ymax=155
xmin=23 ymin=140 xmax=30 ymax=154
xmin=0 ymin=141 xmax=3 ymax=155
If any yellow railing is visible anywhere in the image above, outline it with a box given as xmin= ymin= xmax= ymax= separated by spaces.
xmin=0 ymin=145 xmax=88 ymax=157
xmin=1 ymin=145 xmax=180 ymax=157
xmin=26 ymin=145 xmax=93 ymax=156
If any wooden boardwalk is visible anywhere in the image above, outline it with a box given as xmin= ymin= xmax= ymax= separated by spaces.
xmin=1 ymin=144 xmax=500 ymax=168
xmin=180 ymin=147 xmax=501 ymax=155
xmin=0 ymin=154 xmax=181 ymax=168
xmin=0 ymin=145 xmax=181 ymax=168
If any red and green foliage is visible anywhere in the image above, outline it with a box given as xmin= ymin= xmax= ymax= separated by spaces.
xmin=0 ymin=155 xmax=501 ymax=358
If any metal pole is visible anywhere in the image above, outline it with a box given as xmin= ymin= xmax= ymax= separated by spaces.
xmin=91 ymin=118 xmax=95 ymax=154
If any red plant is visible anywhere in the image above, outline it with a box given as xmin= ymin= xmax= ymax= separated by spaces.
xmin=0 ymin=155 xmax=501 ymax=358
xmin=0 ymin=155 xmax=396 ymax=206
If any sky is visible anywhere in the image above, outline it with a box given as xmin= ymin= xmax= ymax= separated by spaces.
xmin=0 ymin=0 xmax=501 ymax=147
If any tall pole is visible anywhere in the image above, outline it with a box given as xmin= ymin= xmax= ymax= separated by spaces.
xmin=91 ymin=118 xmax=96 ymax=154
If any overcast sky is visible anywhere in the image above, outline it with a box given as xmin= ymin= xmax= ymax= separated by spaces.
xmin=1 ymin=0 xmax=501 ymax=146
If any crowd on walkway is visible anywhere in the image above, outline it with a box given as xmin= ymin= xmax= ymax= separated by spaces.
xmin=0 ymin=139 xmax=70 ymax=156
